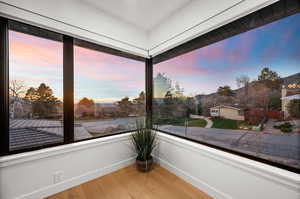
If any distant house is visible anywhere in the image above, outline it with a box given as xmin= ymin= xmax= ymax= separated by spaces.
xmin=210 ymin=105 xmax=245 ymax=121
xmin=281 ymin=85 xmax=300 ymax=119
xmin=9 ymin=96 xmax=32 ymax=119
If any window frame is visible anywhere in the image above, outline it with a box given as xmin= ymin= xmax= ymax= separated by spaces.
xmin=0 ymin=17 xmax=146 ymax=156
xmin=0 ymin=0 xmax=299 ymax=174
xmin=151 ymin=0 xmax=300 ymax=174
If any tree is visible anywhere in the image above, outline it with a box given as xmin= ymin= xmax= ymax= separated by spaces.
xmin=268 ymin=95 xmax=281 ymax=110
xmin=153 ymin=73 xmax=173 ymax=98
xmin=76 ymin=97 xmax=95 ymax=118
xmin=173 ymin=82 xmax=184 ymax=98
xmin=217 ymin=85 xmax=234 ymax=96
xmin=236 ymin=75 xmax=250 ymax=89
xmin=236 ymin=75 xmax=250 ymax=101
xmin=9 ymin=80 xmax=25 ymax=98
xmin=287 ymin=99 xmax=300 ymax=118
xmin=25 ymin=83 xmax=61 ymax=118
xmin=117 ymin=97 xmax=133 ymax=116
xmin=25 ymin=87 xmax=38 ymax=101
xmin=251 ymin=82 xmax=270 ymax=109
xmin=133 ymin=91 xmax=146 ymax=116
xmin=257 ymin=67 xmax=282 ymax=90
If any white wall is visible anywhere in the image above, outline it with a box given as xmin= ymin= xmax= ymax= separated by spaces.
xmin=1 ymin=132 xmax=299 ymax=199
xmin=0 ymin=133 xmax=135 ymax=199
xmin=154 ymin=132 xmax=300 ymax=199
xmin=0 ymin=0 xmax=148 ymax=57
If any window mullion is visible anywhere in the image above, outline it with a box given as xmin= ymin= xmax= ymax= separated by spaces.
xmin=146 ymin=58 xmax=153 ymax=129
xmin=63 ymin=35 xmax=74 ymax=143
xmin=0 ymin=17 xmax=9 ymax=155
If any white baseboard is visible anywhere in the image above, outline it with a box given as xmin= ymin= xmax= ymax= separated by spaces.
xmin=154 ymin=156 xmax=232 ymax=199
xmin=17 ymin=157 xmax=135 ymax=199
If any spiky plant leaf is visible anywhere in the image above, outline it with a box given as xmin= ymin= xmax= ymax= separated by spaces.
xmin=131 ymin=119 xmax=157 ymax=161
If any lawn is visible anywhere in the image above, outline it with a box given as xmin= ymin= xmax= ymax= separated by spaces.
xmin=187 ymin=119 xmax=207 ymax=127
xmin=153 ymin=117 xmax=207 ymax=127
xmin=211 ymin=118 xmax=238 ymax=129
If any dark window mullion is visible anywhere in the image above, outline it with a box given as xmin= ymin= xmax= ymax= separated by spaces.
xmin=0 ymin=17 xmax=9 ymax=155
xmin=146 ymin=58 xmax=153 ymax=129
xmin=63 ymin=35 xmax=74 ymax=143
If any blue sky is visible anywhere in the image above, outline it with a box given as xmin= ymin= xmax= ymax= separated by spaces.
xmin=154 ymin=13 xmax=300 ymax=95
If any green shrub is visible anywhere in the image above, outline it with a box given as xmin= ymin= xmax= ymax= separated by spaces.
xmin=280 ymin=127 xmax=292 ymax=133
xmin=274 ymin=122 xmax=293 ymax=132
xmin=273 ymin=125 xmax=280 ymax=129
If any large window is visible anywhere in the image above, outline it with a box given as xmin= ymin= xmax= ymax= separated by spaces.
xmin=9 ymin=28 xmax=63 ymax=151
xmin=74 ymin=44 xmax=145 ymax=140
xmin=153 ymin=13 xmax=300 ymax=170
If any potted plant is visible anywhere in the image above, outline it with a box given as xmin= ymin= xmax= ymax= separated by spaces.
xmin=131 ymin=120 xmax=157 ymax=172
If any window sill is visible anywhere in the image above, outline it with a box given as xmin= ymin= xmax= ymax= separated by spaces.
xmin=0 ymin=133 xmax=131 ymax=168
xmin=156 ymin=131 xmax=300 ymax=190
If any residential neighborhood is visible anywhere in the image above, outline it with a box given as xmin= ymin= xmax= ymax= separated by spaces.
xmin=153 ymin=69 xmax=300 ymax=168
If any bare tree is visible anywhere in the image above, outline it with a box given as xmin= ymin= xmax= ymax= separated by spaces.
xmin=236 ymin=75 xmax=250 ymax=106
xmin=252 ymin=82 xmax=272 ymax=110
xmin=236 ymin=75 xmax=250 ymax=88
xmin=9 ymin=80 xmax=26 ymax=98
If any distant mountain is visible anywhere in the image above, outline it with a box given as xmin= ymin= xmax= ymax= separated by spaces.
xmin=95 ymin=103 xmax=116 ymax=107
xmin=282 ymin=72 xmax=300 ymax=86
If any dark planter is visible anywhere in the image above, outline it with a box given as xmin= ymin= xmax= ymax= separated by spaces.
xmin=136 ymin=156 xmax=153 ymax=172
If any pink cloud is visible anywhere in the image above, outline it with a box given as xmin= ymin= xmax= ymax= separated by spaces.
xmin=74 ymin=46 xmax=144 ymax=82
xmin=195 ymin=40 xmax=227 ymax=61
xmin=9 ymin=31 xmax=63 ymax=69
xmin=154 ymin=50 xmax=208 ymax=78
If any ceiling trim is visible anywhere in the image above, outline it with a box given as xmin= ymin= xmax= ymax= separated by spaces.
xmin=0 ymin=0 xmax=283 ymax=59
xmin=148 ymin=0 xmax=279 ymax=57
xmin=148 ymin=0 xmax=245 ymax=52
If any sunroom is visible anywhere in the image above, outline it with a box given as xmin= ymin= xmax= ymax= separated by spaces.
xmin=0 ymin=0 xmax=299 ymax=199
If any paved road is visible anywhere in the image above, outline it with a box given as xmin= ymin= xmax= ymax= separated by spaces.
xmin=158 ymin=125 xmax=300 ymax=168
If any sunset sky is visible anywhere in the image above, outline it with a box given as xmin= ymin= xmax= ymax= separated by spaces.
xmin=154 ymin=13 xmax=300 ymax=95
xmin=9 ymin=31 xmax=145 ymax=103
xmin=9 ymin=13 xmax=300 ymax=102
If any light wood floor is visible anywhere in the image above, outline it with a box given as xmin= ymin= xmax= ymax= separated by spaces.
xmin=46 ymin=164 xmax=213 ymax=199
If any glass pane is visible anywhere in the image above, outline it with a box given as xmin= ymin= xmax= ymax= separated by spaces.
xmin=9 ymin=30 xmax=63 ymax=151
xmin=153 ymin=13 xmax=300 ymax=169
xmin=74 ymin=46 xmax=145 ymax=140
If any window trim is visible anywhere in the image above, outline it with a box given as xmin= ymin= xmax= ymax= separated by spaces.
xmin=0 ymin=17 xmax=10 ymax=156
xmin=153 ymin=0 xmax=300 ymax=64
xmin=151 ymin=0 xmax=300 ymax=174
xmin=153 ymin=128 xmax=300 ymax=174
xmin=0 ymin=0 xmax=299 ymax=174
xmin=0 ymin=17 xmax=146 ymax=156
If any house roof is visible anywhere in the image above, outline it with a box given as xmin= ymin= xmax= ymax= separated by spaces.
xmin=10 ymin=128 xmax=63 ymax=151
xmin=281 ymin=94 xmax=300 ymax=100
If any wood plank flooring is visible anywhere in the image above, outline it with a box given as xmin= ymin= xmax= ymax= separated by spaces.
xmin=46 ymin=164 xmax=213 ymax=199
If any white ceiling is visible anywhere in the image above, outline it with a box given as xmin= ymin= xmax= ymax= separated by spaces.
xmin=0 ymin=0 xmax=278 ymax=57
xmin=82 ymin=0 xmax=193 ymax=31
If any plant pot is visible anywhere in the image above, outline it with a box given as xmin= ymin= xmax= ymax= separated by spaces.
xmin=136 ymin=156 xmax=153 ymax=172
